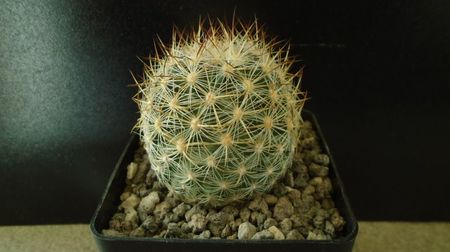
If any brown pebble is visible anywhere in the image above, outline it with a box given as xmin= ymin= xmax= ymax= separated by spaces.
xmin=273 ymin=196 xmax=294 ymax=221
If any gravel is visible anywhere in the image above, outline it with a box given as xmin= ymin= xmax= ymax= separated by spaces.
xmin=102 ymin=120 xmax=346 ymax=240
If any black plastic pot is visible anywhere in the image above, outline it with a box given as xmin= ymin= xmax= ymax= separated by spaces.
xmin=90 ymin=110 xmax=358 ymax=252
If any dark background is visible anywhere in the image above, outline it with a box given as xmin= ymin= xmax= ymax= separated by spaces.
xmin=1 ymin=0 xmax=449 ymax=225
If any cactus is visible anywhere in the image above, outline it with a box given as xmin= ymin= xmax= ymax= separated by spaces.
xmin=134 ymin=19 xmax=306 ymax=206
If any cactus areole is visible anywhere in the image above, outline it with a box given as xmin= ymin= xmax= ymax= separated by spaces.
xmin=134 ymin=19 xmax=306 ymax=206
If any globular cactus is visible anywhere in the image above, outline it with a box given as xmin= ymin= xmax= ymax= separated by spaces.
xmin=134 ymin=19 xmax=306 ymax=206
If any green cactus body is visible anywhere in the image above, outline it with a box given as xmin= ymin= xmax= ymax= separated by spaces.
xmin=135 ymin=20 xmax=305 ymax=206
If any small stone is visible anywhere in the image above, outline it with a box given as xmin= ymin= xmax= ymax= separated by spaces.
xmin=172 ymin=202 xmax=191 ymax=218
xmin=137 ymin=192 xmax=160 ymax=218
xmin=127 ymin=162 xmax=138 ymax=180
xmin=330 ymin=211 xmax=345 ymax=231
xmin=256 ymin=213 xmax=267 ymax=229
xmin=124 ymin=208 xmax=138 ymax=223
xmin=273 ymin=196 xmax=294 ymax=221
xmin=180 ymin=222 xmax=191 ymax=233
xmin=313 ymin=154 xmax=330 ymax=166
xmin=251 ymin=230 xmax=274 ymax=240
xmin=109 ymin=213 xmax=125 ymax=230
xmin=239 ymin=208 xmax=251 ymax=222
xmin=141 ymin=216 xmax=160 ymax=233
xmin=287 ymin=188 xmax=302 ymax=207
xmin=263 ymin=194 xmax=278 ymax=206
xmin=263 ymin=218 xmax=278 ymax=229
xmin=222 ymin=206 xmax=239 ymax=218
xmin=120 ymin=194 xmax=140 ymax=209
xmin=291 ymin=163 xmax=308 ymax=175
xmin=294 ymin=173 xmax=309 ymax=188
xmin=132 ymin=160 xmax=150 ymax=184
xmin=185 ymin=205 xmax=207 ymax=222
xmin=221 ymin=224 xmax=232 ymax=238
xmin=324 ymin=221 xmax=335 ymax=235
xmin=120 ymin=192 xmax=131 ymax=201
xmin=272 ymin=183 xmax=288 ymax=197
xmin=279 ymin=218 xmax=293 ymax=234
xmin=290 ymin=214 xmax=307 ymax=228
xmin=307 ymin=230 xmax=329 ymax=240
xmin=237 ymin=222 xmax=257 ymax=240
xmin=165 ymin=223 xmax=182 ymax=238
xmin=194 ymin=230 xmax=211 ymax=239
xmin=302 ymin=185 xmax=316 ymax=195
xmin=208 ymin=211 xmax=230 ymax=227
xmin=188 ymin=213 xmax=208 ymax=234
xmin=129 ymin=227 xmax=146 ymax=237
xmin=227 ymin=233 xmax=237 ymax=240
xmin=284 ymin=170 xmax=295 ymax=187
xmin=230 ymin=218 xmax=242 ymax=232
xmin=286 ymin=230 xmax=305 ymax=240
xmin=162 ymin=213 xmax=179 ymax=227
xmin=248 ymin=195 xmax=270 ymax=215
xmin=154 ymin=201 xmax=172 ymax=218
xmin=268 ymin=226 xmax=285 ymax=240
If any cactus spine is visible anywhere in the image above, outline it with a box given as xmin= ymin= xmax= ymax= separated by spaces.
xmin=134 ymin=19 xmax=306 ymax=206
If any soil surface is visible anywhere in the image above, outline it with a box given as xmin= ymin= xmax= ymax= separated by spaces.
xmin=103 ymin=120 xmax=346 ymax=240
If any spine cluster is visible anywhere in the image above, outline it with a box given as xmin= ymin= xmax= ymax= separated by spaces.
xmin=134 ymin=19 xmax=306 ymax=206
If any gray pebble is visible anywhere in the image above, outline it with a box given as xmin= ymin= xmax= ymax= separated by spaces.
xmin=237 ymin=222 xmax=257 ymax=240
xmin=141 ymin=216 xmax=160 ymax=233
xmin=137 ymin=191 xmax=159 ymax=220
xmin=188 ymin=214 xmax=208 ymax=234
xmin=120 ymin=194 xmax=140 ymax=210
xmin=124 ymin=208 xmax=138 ymax=224
xmin=185 ymin=205 xmax=206 ymax=222
xmin=172 ymin=202 xmax=191 ymax=218
xmin=153 ymin=201 xmax=172 ymax=218
xmin=251 ymin=230 xmax=274 ymax=240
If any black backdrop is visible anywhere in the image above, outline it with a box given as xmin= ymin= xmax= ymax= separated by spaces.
xmin=1 ymin=0 xmax=449 ymax=225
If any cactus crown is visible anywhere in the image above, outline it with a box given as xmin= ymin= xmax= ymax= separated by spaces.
xmin=134 ymin=18 xmax=306 ymax=206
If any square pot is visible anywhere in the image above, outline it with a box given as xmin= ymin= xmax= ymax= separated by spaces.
xmin=90 ymin=110 xmax=358 ymax=252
